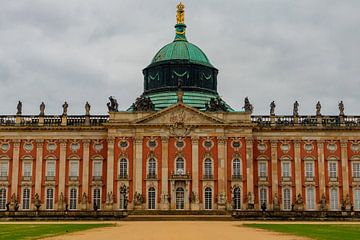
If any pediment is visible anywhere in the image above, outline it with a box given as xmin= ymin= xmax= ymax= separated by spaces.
xmin=134 ymin=103 xmax=225 ymax=125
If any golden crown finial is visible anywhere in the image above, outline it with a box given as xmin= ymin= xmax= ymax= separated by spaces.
xmin=176 ymin=2 xmax=185 ymax=24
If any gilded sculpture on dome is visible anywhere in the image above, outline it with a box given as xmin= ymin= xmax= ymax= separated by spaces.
xmin=176 ymin=2 xmax=185 ymax=24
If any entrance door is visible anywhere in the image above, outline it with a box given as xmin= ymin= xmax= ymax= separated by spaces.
xmin=233 ymin=187 xmax=241 ymax=210
xmin=176 ymin=187 xmax=185 ymax=210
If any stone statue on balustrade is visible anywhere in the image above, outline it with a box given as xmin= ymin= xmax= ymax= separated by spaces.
xmin=273 ymin=193 xmax=280 ymax=211
xmin=293 ymin=101 xmax=299 ymax=117
xmin=294 ymin=193 xmax=304 ymax=211
xmin=247 ymin=192 xmax=254 ymax=210
xmin=243 ymin=97 xmax=254 ymax=113
xmin=107 ymin=96 xmax=119 ymax=112
xmin=339 ymin=101 xmax=345 ymax=116
xmin=39 ymin=102 xmax=45 ymax=116
xmin=85 ymin=102 xmax=91 ymax=116
xmin=34 ymin=193 xmax=41 ymax=211
xmin=270 ymin=101 xmax=276 ymax=116
xmin=16 ymin=101 xmax=22 ymax=115
xmin=316 ymin=101 xmax=321 ymax=116
xmin=62 ymin=101 xmax=69 ymax=116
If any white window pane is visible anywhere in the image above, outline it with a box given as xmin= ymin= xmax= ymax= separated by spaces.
xmin=283 ymin=188 xmax=291 ymax=210
xmin=354 ymin=189 xmax=360 ymax=210
xmin=94 ymin=162 xmax=102 ymax=177
xmin=282 ymin=162 xmax=290 ymax=177
xmin=353 ymin=163 xmax=360 ymax=178
xmin=70 ymin=162 xmax=78 ymax=177
xmin=259 ymin=162 xmax=267 ymax=177
xmin=306 ymin=188 xmax=315 ymax=210
xmin=330 ymin=189 xmax=338 ymax=210
xmin=24 ymin=163 xmax=32 ymax=177
xmin=47 ymin=161 xmax=55 ymax=177
xmin=329 ymin=162 xmax=337 ymax=178
xmin=0 ymin=162 xmax=8 ymax=177
xmin=305 ymin=162 xmax=313 ymax=178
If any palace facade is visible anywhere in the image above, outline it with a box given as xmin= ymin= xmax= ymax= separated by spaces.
xmin=1 ymin=3 xmax=360 ymax=213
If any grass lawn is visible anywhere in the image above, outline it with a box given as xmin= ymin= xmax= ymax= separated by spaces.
xmin=245 ymin=224 xmax=360 ymax=240
xmin=0 ymin=223 xmax=112 ymax=240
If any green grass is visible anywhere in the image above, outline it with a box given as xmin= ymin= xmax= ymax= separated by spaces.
xmin=0 ymin=223 xmax=112 ymax=240
xmin=245 ymin=224 xmax=360 ymax=240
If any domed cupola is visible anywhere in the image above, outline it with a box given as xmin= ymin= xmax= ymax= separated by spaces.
xmin=130 ymin=2 xmax=232 ymax=112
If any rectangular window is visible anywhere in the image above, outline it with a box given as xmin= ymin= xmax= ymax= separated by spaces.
xmin=283 ymin=188 xmax=291 ymax=210
xmin=329 ymin=162 xmax=337 ymax=179
xmin=93 ymin=188 xmax=101 ymax=209
xmin=69 ymin=188 xmax=77 ymax=210
xmin=353 ymin=163 xmax=360 ymax=178
xmin=354 ymin=189 xmax=360 ymax=210
xmin=306 ymin=188 xmax=315 ymax=210
xmin=305 ymin=162 xmax=314 ymax=178
xmin=260 ymin=188 xmax=267 ymax=205
xmin=259 ymin=162 xmax=267 ymax=177
xmin=93 ymin=162 xmax=102 ymax=177
xmin=282 ymin=162 xmax=290 ymax=178
xmin=22 ymin=188 xmax=30 ymax=210
xmin=46 ymin=188 xmax=54 ymax=210
xmin=0 ymin=162 xmax=8 ymax=177
xmin=0 ymin=188 xmax=6 ymax=210
xmin=70 ymin=161 xmax=79 ymax=177
xmin=46 ymin=161 xmax=55 ymax=177
xmin=330 ymin=188 xmax=339 ymax=210
xmin=23 ymin=162 xmax=32 ymax=177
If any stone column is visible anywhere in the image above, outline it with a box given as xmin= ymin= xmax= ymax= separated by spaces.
xmin=340 ymin=140 xmax=349 ymax=196
xmin=294 ymin=140 xmax=302 ymax=197
xmin=245 ymin=138 xmax=254 ymax=197
xmin=11 ymin=140 xmax=21 ymax=197
xmin=217 ymin=136 xmax=227 ymax=210
xmin=134 ymin=137 xmax=143 ymax=209
xmin=160 ymin=136 xmax=169 ymax=210
xmin=82 ymin=140 xmax=90 ymax=198
xmin=317 ymin=141 xmax=325 ymax=199
xmin=191 ymin=136 xmax=199 ymax=210
xmin=34 ymin=140 xmax=44 ymax=198
xmin=58 ymin=140 xmax=67 ymax=202
xmin=106 ymin=138 xmax=115 ymax=194
xmin=270 ymin=140 xmax=278 ymax=209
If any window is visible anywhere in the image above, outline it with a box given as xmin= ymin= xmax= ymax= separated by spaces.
xmin=233 ymin=187 xmax=241 ymax=210
xmin=46 ymin=161 xmax=55 ymax=177
xmin=282 ymin=162 xmax=290 ymax=178
xmin=70 ymin=161 xmax=79 ymax=177
xmin=260 ymin=188 xmax=267 ymax=205
xmin=93 ymin=161 xmax=102 ymax=177
xmin=0 ymin=188 xmax=6 ymax=210
xmin=305 ymin=162 xmax=314 ymax=178
xmin=0 ymin=162 xmax=8 ymax=177
xmin=283 ymin=188 xmax=291 ymax=210
xmin=354 ymin=189 xmax=360 ymax=210
xmin=23 ymin=162 xmax=32 ymax=177
xmin=233 ymin=159 xmax=241 ymax=177
xmin=353 ymin=163 xmax=360 ymax=178
xmin=330 ymin=188 xmax=339 ymax=210
xmin=306 ymin=187 xmax=315 ymax=210
xmin=176 ymin=187 xmax=184 ymax=210
xmin=22 ymin=188 xmax=30 ymax=210
xmin=93 ymin=188 xmax=101 ymax=209
xmin=119 ymin=189 xmax=126 ymax=210
xmin=176 ymin=158 xmax=185 ymax=174
xmin=69 ymin=188 xmax=77 ymax=210
xmin=148 ymin=187 xmax=156 ymax=210
xmin=148 ymin=158 xmax=156 ymax=177
xmin=204 ymin=159 xmax=212 ymax=178
xmin=119 ymin=159 xmax=127 ymax=178
xmin=259 ymin=162 xmax=267 ymax=177
xmin=329 ymin=162 xmax=337 ymax=179
xmin=204 ymin=187 xmax=212 ymax=210
xmin=46 ymin=188 xmax=54 ymax=210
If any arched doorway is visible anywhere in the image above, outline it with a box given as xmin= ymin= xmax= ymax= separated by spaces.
xmin=233 ymin=187 xmax=241 ymax=210
xmin=176 ymin=187 xmax=185 ymax=210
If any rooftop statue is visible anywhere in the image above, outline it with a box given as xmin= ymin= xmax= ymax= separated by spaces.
xmin=85 ymin=101 xmax=91 ymax=116
xmin=205 ymin=97 xmax=228 ymax=112
xmin=107 ymin=96 xmax=119 ymax=112
xmin=132 ymin=95 xmax=155 ymax=112
xmin=316 ymin=101 xmax=321 ymax=116
xmin=293 ymin=101 xmax=299 ymax=117
xmin=270 ymin=101 xmax=276 ymax=116
xmin=176 ymin=2 xmax=185 ymax=24
xmin=244 ymin=97 xmax=254 ymax=113
xmin=16 ymin=101 xmax=22 ymax=115
xmin=39 ymin=102 xmax=45 ymax=116
xmin=339 ymin=101 xmax=345 ymax=116
xmin=62 ymin=101 xmax=68 ymax=116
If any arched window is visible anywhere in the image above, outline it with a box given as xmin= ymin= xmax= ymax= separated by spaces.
xmin=148 ymin=158 xmax=156 ymax=178
xmin=148 ymin=187 xmax=156 ymax=210
xmin=22 ymin=188 xmax=30 ymax=210
xmin=354 ymin=189 xmax=360 ymax=210
xmin=330 ymin=188 xmax=338 ymax=210
xmin=283 ymin=188 xmax=291 ymax=210
xmin=119 ymin=158 xmax=127 ymax=178
xmin=204 ymin=159 xmax=212 ymax=178
xmin=93 ymin=188 xmax=101 ymax=209
xmin=233 ymin=187 xmax=241 ymax=210
xmin=233 ymin=159 xmax=241 ymax=178
xmin=176 ymin=158 xmax=185 ymax=174
xmin=176 ymin=187 xmax=185 ymax=210
xmin=69 ymin=188 xmax=77 ymax=210
xmin=0 ymin=188 xmax=6 ymax=210
xmin=46 ymin=188 xmax=54 ymax=210
xmin=204 ymin=187 xmax=212 ymax=210
xmin=259 ymin=188 xmax=267 ymax=206
xmin=306 ymin=187 xmax=315 ymax=210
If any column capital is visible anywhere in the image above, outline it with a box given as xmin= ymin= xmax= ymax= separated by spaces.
xmin=270 ymin=140 xmax=278 ymax=148
xmin=82 ymin=139 xmax=91 ymax=147
xmin=59 ymin=139 xmax=67 ymax=145
xmin=36 ymin=139 xmax=44 ymax=148
xmin=191 ymin=136 xmax=199 ymax=143
xmin=218 ymin=136 xmax=227 ymax=145
xmin=294 ymin=139 xmax=301 ymax=148
xmin=107 ymin=137 xmax=115 ymax=144
xmin=12 ymin=139 xmax=21 ymax=148
xmin=317 ymin=140 xmax=325 ymax=149
xmin=134 ymin=137 xmax=143 ymax=144
xmin=245 ymin=137 xmax=253 ymax=146
xmin=161 ymin=136 xmax=169 ymax=143
xmin=340 ymin=139 xmax=348 ymax=148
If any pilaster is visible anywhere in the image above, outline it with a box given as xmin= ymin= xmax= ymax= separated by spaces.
xmin=106 ymin=138 xmax=115 ymax=194
xmin=160 ymin=136 xmax=169 ymax=210
xmin=317 ymin=141 xmax=325 ymax=198
xmin=245 ymin=138 xmax=254 ymax=195
xmin=11 ymin=140 xmax=21 ymax=196
xmin=58 ymin=140 xmax=67 ymax=199
xmin=217 ymin=136 xmax=227 ymax=210
xmin=340 ymin=140 xmax=349 ymax=195
xmin=294 ymin=140 xmax=302 ymax=196
xmin=134 ymin=137 xmax=143 ymax=195
xmin=191 ymin=136 xmax=199 ymax=210
xmin=34 ymin=140 xmax=44 ymax=197
xmin=270 ymin=140 xmax=278 ymax=209
xmin=82 ymin=140 xmax=90 ymax=196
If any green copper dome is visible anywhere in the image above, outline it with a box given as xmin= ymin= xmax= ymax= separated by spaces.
xmin=151 ymin=37 xmax=213 ymax=67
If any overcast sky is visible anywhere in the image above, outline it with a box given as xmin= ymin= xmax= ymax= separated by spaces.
xmin=0 ymin=0 xmax=359 ymax=116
